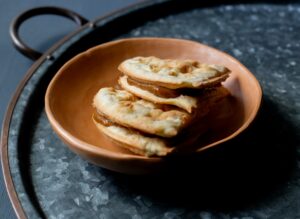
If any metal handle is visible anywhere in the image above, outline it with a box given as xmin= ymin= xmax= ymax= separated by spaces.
xmin=10 ymin=6 xmax=89 ymax=60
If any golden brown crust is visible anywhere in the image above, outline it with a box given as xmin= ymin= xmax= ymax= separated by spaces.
xmin=118 ymin=56 xmax=230 ymax=89
xmin=93 ymin=87 xmax=191 ymax=138
xmin=92 ymin=116 xmax=171 ymax=156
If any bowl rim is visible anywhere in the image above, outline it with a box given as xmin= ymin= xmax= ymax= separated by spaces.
xmin=45 ymin=37 xmax=262 ymax=161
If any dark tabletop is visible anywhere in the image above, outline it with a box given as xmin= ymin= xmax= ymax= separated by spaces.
xmin=0 ymin=1 xmax=140 ymax=218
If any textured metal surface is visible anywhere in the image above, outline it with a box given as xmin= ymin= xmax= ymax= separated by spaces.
xmin=4 ymin=1 xmax=300 ymax=218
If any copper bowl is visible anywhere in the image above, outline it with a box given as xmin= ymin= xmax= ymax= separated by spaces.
xmin=45 ymin=37 xmax=262 ymax=174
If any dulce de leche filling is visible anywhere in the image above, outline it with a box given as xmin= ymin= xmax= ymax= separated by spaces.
xmin=93 ymin=112 xmax=115 ymax=127
xmin=126 ymin=77 xmax=182 ymax=98
xmin=93 ymin=111 xmax=176 ymax=140
xmin=126 ymin=77 xmax=214 ymax=98
xmin=93 ymin=110 xmax=202 ymax=147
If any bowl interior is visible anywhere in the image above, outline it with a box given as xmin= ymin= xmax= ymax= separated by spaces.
xmin=46 ymin=38 xmax=261 ymax=158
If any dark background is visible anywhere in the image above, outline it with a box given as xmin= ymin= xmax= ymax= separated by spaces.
xmin=0 ymin=1 xmax=140 ymax=218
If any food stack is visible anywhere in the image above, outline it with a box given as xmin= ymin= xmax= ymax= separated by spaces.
xmin=92 ymin=56 xmax=230 ymax=156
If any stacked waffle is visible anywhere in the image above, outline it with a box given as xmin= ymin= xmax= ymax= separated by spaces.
xmin=92 ymin=56 xmax=230 ymax=156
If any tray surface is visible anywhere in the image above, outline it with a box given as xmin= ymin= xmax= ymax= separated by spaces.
xmin=7 ymin=1 xmax=300 ymax=218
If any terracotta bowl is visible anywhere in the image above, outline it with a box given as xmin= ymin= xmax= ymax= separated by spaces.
xmin=45 ymin=38 xmax=262 ymax=174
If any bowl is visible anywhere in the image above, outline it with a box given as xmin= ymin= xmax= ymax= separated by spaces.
xmin=45 ymin=37 xmax=262 ymax=174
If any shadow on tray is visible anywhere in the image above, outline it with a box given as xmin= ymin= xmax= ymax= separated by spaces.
xmin=104 ymin=95 xmax=299 ymax=211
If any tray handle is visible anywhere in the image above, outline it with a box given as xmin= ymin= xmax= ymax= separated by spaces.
xmin=10 ymin=6 xmax=89 ymax=60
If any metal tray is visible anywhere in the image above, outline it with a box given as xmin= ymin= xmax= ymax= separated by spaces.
xmin=2 ymin=0 xmax=300 ymax=218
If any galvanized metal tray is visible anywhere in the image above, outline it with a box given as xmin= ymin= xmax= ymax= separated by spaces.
xmin=2 ymin=0 xmax=300 ymax=218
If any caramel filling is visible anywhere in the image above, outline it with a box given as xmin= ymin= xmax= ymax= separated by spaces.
xmin=126 ymin=77 xmax=218 ymax=98
xmin=93 ymin=112 xmax=115 ymax=127
xmin=93 ymin=111 xmax=176 ymax=138
xmin=127 ymin=77 xmax=181 ymax=98
xmin=93 ymin=110 xmax=202 ymax=148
